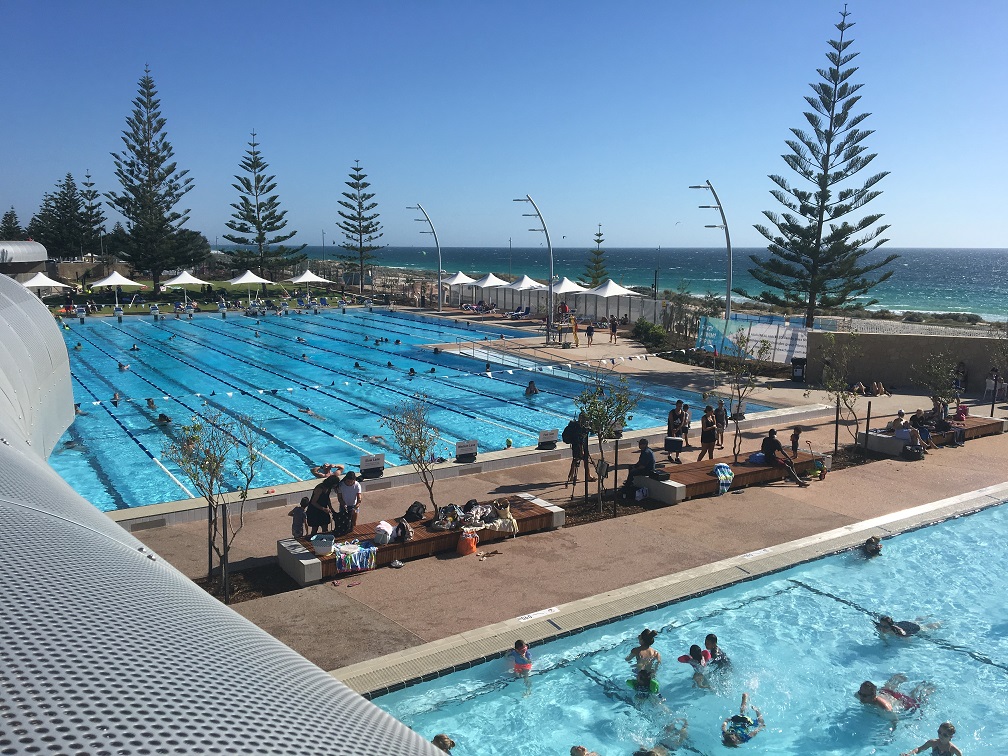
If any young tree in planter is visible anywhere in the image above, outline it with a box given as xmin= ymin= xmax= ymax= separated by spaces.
xmin=337 ymin=160 xmax=383 ymax=295
xmin=578 ymin=224 xmax=608 ymax=288
xmin=381 ymin=393 xmax=443 ymax=509
xmin=737 ymin=8 xmax=897 ymax=327
xmin=911 ymin=350 xmax=959 ymax=411
xmin=816 ymin=331 xmax=863 ymax=446
xmin=223 ymin=131 xmax=306 ymax=285
xmin=162 ymin=411 xmax=261 ymax=604
xmin=721 ymin=329 xmax=773 ymax=463
xmin=574 ymin=368 xmax=643 ymax=514
xmin=106 ymin=66 xmax=195 ymax=292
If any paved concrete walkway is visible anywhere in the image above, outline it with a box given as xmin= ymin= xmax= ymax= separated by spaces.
xmin=129 ymin=336 xmax=1008 ymax=673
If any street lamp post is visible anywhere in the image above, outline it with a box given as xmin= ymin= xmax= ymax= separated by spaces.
xmin=514 ymin=195 xmax=554 ymax=343
xmin=689 ymin=180 xmax=733 ymax=326
xmin=408 ymin=203 xmax=442 ymax=312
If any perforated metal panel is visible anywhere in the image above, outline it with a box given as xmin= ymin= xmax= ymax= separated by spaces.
xmin=0 ymin=275 xmax=442 ymax=755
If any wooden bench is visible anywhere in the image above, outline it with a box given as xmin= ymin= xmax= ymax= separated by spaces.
xmin=277 ymin=493 xmax=565 ymax=586
xmin=632 ymin=451 xmax=821 ymax=504
xmin=858 ymin=415 xmax=1006 ymax=457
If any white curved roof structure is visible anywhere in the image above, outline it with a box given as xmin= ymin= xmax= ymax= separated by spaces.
xmin=0 ymin=240 xmax=47 ymax=263
xmin=0 ymin=274 xmax=443 ymax=755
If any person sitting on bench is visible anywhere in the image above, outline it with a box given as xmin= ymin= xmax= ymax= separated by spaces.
xmin=761 ymin=429 xmax=809 ymax=487
xmin=626 ymin=438 xmax=656 ymax=485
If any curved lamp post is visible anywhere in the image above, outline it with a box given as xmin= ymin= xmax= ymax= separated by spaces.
xmin=514 ymin=194 xmax=554 ymax=343
xmin=689 ymin=180 xmax=733 ymax=326
xmin=408 ymin=203 xmax=442 ymax=312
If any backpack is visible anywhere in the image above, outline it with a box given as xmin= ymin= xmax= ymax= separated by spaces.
xmin=403 ymin=501 xmax=426 ymax=523
xmin=561 ymin=420 xmax=579 ymax=445
xmin=392 ymin=520 xmax=414 ymax=543
xmin=901 ymin=444 xmax=925 ymax=461
xmin=374 ymin=521 xmax=395 ymax=545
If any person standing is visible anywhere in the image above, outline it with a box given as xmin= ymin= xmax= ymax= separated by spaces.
xmin=337 ymin=471 xmax=363 ymax=530
xmin=585 ymin=322 xmax=594 ymax=347
xmin=566 ymin=412 xmax=596 ymax=487
xmin=697 ymin=405 xmax=717 ymax=461
xmin=609 ymin=315 xmax=618 ymax=343
xmin=306 ymin=475 xmax=340 ymax=536
xmin=714 ymin=399 xmax=728 ymax=450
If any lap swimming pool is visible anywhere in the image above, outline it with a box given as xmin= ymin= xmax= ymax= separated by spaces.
xmin=51 ymin=308 xmax=752 ymax=510
xmin=376 ymin=503 xmax=1008 ymax=755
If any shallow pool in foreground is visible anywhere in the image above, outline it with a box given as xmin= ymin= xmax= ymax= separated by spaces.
xmin=377 ymin=504 xmax=1008 ymax=755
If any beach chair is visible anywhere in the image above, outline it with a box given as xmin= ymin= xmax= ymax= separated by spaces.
xmin=507 ymin=305 xmax=523 ymax=318
xmin=510 ymin=305 xmax=530 ymax=320
xmin=319 ymin=297 xmax=328 ymax=306
xmin=297 ymin=298 xmax=305 ymax=308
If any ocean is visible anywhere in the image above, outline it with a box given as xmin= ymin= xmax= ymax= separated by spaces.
xmin=300 ymin=246 xmax=1008 ymax=321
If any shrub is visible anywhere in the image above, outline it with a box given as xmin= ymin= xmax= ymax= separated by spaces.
xmin=631 ymin=317 xmax=668 ymax=352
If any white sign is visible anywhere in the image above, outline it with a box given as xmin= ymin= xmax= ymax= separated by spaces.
xmin=518 ymin=606 xmax=559 ymax=623
xmin=538 ymin=429 xmax=559 ymax=444
xmin=360 ymin=453 xmax=385 ymax=471
xmin=455 ymin=439 xmax=478 ymax=457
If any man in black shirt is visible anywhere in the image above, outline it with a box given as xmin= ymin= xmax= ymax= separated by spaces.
xmin=761 ymin=429 xmax=808 ymax=487
xmin=625 ymin=438 xmax=656 ymax=485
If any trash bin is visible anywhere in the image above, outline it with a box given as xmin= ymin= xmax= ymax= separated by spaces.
xmin=791 ymin=357 xmax=807 ymax=383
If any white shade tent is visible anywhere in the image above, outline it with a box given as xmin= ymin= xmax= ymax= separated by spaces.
xmin=163 ymin=271 xmax=211 ymax=306
xmin=21 ymin=272 xmax=69 ymax=296
xmin=91 ymin=271 xmax=144 ymax=308
xmin=550 ymin=277 xmax=591 ymax=321
xmin=470 ymin=273 xmax=508 ymax=307
xmin=228 ymin=270 xmax=272 ymax=307
xmin=588 ymin=279 xmax=641 ymax=320
xmin=442 ymin=271 xmax=475 ymax=307
xmin=500 ymin=274 xmax=546 ymax=313
xmin=287 ymin=269 xmax=333 ymax=301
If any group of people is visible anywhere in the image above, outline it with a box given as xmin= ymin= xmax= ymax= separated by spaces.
xmin=887 ymin=402 xmax=968 ymax=452
xmin=289 ymin=467 xmax=363 ymax=538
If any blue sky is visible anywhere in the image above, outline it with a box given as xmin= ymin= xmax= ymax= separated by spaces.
xmin=3 ymin=1 xmax=1006 ymax=249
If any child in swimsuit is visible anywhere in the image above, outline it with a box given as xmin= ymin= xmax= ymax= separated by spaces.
xmin=722 ymin=693 xmax=764 ymax=747
xmin=677 ymin=644 xmax=712 ymax=688
xmin=507 ymin=640 xmax=532 ymax=695
xmin=900 ymin=722 xmax=962 ymax=756
xmin=626 ymin=628 xmax=661 ymax=693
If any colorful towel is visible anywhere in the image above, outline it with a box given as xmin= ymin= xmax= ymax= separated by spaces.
xmin=713 ymin=463 xmax=734 ymax=495
xmin=333 ymin=541 xmax=377 ymax=573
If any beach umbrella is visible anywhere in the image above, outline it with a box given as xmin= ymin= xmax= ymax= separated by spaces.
xmin=287 ymin=269 xmax=333 ymax=301
xmin=91 ymin=271 xmax=144 ymax=308
xmin=228 ymin=270 xmax=272 ymax=307
xmin=20 ymin=272 xmax=69 ymax=297
xmin=442 ymin=271 xmax=475 ymax=307
xmin=471 ymin=272 xmax=509 ymax=306
xmin=163 ymin=270 xmax=211 ymax=307
xmin=589 ymin=278 xmax=641 ymax=320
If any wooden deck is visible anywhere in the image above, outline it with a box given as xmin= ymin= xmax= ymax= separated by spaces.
xmin=279 ymin=494 xmax=563 ymax=584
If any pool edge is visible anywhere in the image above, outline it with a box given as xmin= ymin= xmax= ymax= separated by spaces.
xmin=334 ymin=480 xmax=1008 ymax=698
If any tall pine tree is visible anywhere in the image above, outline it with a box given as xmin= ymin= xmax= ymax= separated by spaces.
xmin=80 ymin=170 xmax=106 ymax=259
xmin=106 ymin=66 xmax=196 ymax=290
xmin=738 ymin=8 xmax=896 ymax=327
xmin=223 ymin=131 xmax=306 ymax=284
xmin=1 ymin=207 xmax=24 ymax=240
xmin=336 ymin=160 xmax=383 ymax=294
xmin=579 ymin=224 xmax=608 ymax=287
xmin=27 ymin=174 xmax=82 ymax=258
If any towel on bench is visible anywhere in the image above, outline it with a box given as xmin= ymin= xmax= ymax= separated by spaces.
xmin=713 ymin=463 xmax=734 ymax=495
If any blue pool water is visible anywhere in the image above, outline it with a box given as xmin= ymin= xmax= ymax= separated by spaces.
xmin=377 ymin=504 xmax=1008 ymax=755
xmin=52 ymin=309 xmax=755 ymax=510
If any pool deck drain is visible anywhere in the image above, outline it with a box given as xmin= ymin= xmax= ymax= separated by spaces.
xmin=333 ymin=481 xmax=1008 ymax=697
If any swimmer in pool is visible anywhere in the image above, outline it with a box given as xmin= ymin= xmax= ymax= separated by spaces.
xmin=632 ymin=718 xmax=689 ymax=755
xmin=626 ymin=628 xmax=661 ymax=694
xmin=73 ymin=342 xmax=83 ymax=350
xmin=705 ymin=633 xmax=730 ymax=669
xmin=118 ymin=362 xmax=129 ymax=371
xmin=155 ymin=413 xmax=172 ymax=425
xmin=297 ymin=336 xmax=307 ymax=343
xmin=901 ymin=721 xmax=962 ymax=756
xmin=856 ymin=675 xmax=934 ymax=717
xmin=507 ymin=640 xmax=532 ymax=695
xmin=863 ymin=535 xmax=882 ymax=557
xmin=147 ymin=398 xmax=157 ymax=410
xmin=130 ymin=344 xmax=140 ymax=351
xmin=722 ymin=693 xmax=763 ymax=747
xmin=677 ymin=644 xmax=712 ymax=689
xmin=878 ymin=616 xmax=939 ymax=641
